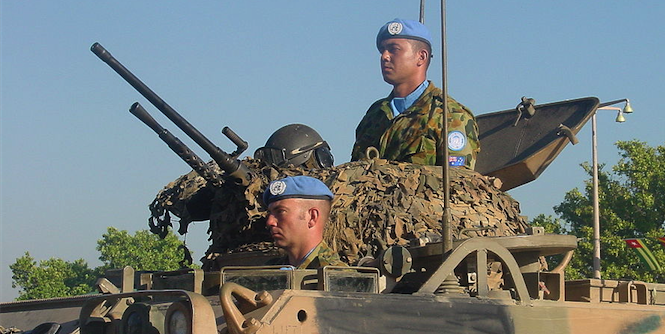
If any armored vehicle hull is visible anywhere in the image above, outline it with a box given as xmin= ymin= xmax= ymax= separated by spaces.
xmin=3 ymin=236 xmax=665 ymax=333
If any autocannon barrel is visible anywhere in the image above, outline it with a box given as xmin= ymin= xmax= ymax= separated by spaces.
xmin=129 ymin=102 xmax=224 ymax=187
xmin=91 ymin=42 xmax=252 ymax=185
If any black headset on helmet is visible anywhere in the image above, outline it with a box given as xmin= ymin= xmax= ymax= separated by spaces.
xmin=254 ymin=124 xmax=334 ymax=169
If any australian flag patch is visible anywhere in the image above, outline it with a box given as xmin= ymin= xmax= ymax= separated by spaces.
xmin=449 ymin=156 xmax=466 ymax=167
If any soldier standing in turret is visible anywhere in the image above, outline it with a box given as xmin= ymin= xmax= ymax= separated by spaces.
xmin=351 ymin=18 xmax=480 ymax=169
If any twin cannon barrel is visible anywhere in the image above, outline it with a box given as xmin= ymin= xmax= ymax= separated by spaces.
xmin=91 ymin=42 xmax=252 ymax=186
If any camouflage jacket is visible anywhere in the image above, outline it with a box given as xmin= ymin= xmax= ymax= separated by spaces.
xmin=266 ymin=241 xmax=346 ymax=269
xmin=351 ymin=81 xmax=480 ymax=169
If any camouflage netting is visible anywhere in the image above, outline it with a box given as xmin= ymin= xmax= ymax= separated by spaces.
xmin=149 ymin=158 xmax=528 ymax=268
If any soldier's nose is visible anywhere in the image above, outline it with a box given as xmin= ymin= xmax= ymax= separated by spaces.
xmin=381 ymin=51 xmax=390 ymax=61
xmin=266 ymin=215 xmax=277 ymax=227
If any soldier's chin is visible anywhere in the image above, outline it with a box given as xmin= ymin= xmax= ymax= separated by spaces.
xmin=382 ymin=75 xmax=397 ymax=85
xmin=272 ymin=238 xmax=287 ymax=247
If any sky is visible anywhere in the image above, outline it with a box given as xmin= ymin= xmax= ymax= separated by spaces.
xmin=1 ymin=1 xmax=663 ymax=301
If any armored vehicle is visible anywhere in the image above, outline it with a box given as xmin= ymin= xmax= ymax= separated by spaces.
xmin=2 ymin=38 xmax=663 ymax=334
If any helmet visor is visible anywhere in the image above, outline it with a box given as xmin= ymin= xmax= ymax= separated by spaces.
xmin=315 ymin=146 xmax=334 ymax=168
xmin=255 ymin=141 xmax=333 ymax=168
xmin=254 ymin=146 xmax=288 ymax=166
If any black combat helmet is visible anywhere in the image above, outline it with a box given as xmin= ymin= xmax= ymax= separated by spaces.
xmin=254 ymin=124 xmax=334 ymax=168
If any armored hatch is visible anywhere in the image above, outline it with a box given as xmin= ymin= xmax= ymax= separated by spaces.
xmin=475 ymin=97 xmax=599 ymax=191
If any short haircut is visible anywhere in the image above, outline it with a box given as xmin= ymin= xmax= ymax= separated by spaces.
xmin=292 ymin=198 xmax=332 ymax=226
xmin=409 ymin=39 xmax=432 ymax=68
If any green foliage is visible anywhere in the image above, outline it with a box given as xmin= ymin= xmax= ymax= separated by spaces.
xmin=96 ymin=227 xmax=189 ymax=272
xmin=536 ymin=140 xmax=665 ymax=282
xmin=10 ymin=252 xmax=96 ymax=300
xmin=530 ymin=214 xmax=569 ymax=235
xmin=10 ymin=228 xmax=190 ymax=300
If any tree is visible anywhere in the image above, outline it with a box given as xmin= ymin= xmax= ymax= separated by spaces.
xmin=96 ymin=227 xmax=189 ymax=272
xmin=10 ymin=227 xmax=189 ymax=300
xmin=533 ymin=140 xmax=665 ymax=281
xmin=10 ymin=253 xmax=96 ymax=300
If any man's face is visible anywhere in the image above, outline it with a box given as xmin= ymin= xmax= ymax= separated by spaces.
xmin=379 ymin=38 xmax=421 ymax=85
xmin=266 ymin=198 xmax=310 ymax=250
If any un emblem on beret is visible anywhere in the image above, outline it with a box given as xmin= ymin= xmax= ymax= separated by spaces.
xmin=270 ymin=180 xmax=287 ymax=195
xmin=448 ymin=131 xmax=467 ymax=151
xmin=388 ymin=22 xmax=403 ymax=35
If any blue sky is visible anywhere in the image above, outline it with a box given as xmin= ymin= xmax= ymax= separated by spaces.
xmin=1 ymin=1 xmax=663 ymax=301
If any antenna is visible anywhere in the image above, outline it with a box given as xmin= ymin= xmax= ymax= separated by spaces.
xmin=440 ymin=0 xmax=452 ymax=256
xmin=420 ymin=0 xmax=426 ymax=23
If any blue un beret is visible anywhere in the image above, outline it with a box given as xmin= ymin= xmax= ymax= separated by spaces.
xmin=263 ymin=176 xmax=334 ymax=206
xmin=376 ymin=18 xmax=432 ymax=51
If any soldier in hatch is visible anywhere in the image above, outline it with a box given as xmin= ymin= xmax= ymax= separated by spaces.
xmin=351 ymin=18 xmax=480 ymax=169
xmin=263 ymin=175 xmax=346 ymax=269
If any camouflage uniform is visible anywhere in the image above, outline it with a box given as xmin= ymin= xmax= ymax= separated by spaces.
xmin=266 ymin=241 xmax=346 ymax=269
xmin=351 ymin=81 xmax=480 ymax=169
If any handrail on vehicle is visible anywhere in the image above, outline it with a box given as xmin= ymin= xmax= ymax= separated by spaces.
xmin=220 ymin=282 xmax=273 ymax=334
xmin=415 ymin=237 xmax=532 ymax=304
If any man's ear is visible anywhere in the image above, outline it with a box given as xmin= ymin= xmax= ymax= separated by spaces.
xmin=417 ymin=49 xmax=429 ymax=66
xmin=307 ymin=207 xmax=320 ymax=228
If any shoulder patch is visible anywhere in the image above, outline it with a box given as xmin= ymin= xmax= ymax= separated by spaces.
xmin=448 ymin=131 xmax=467 ymax=151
